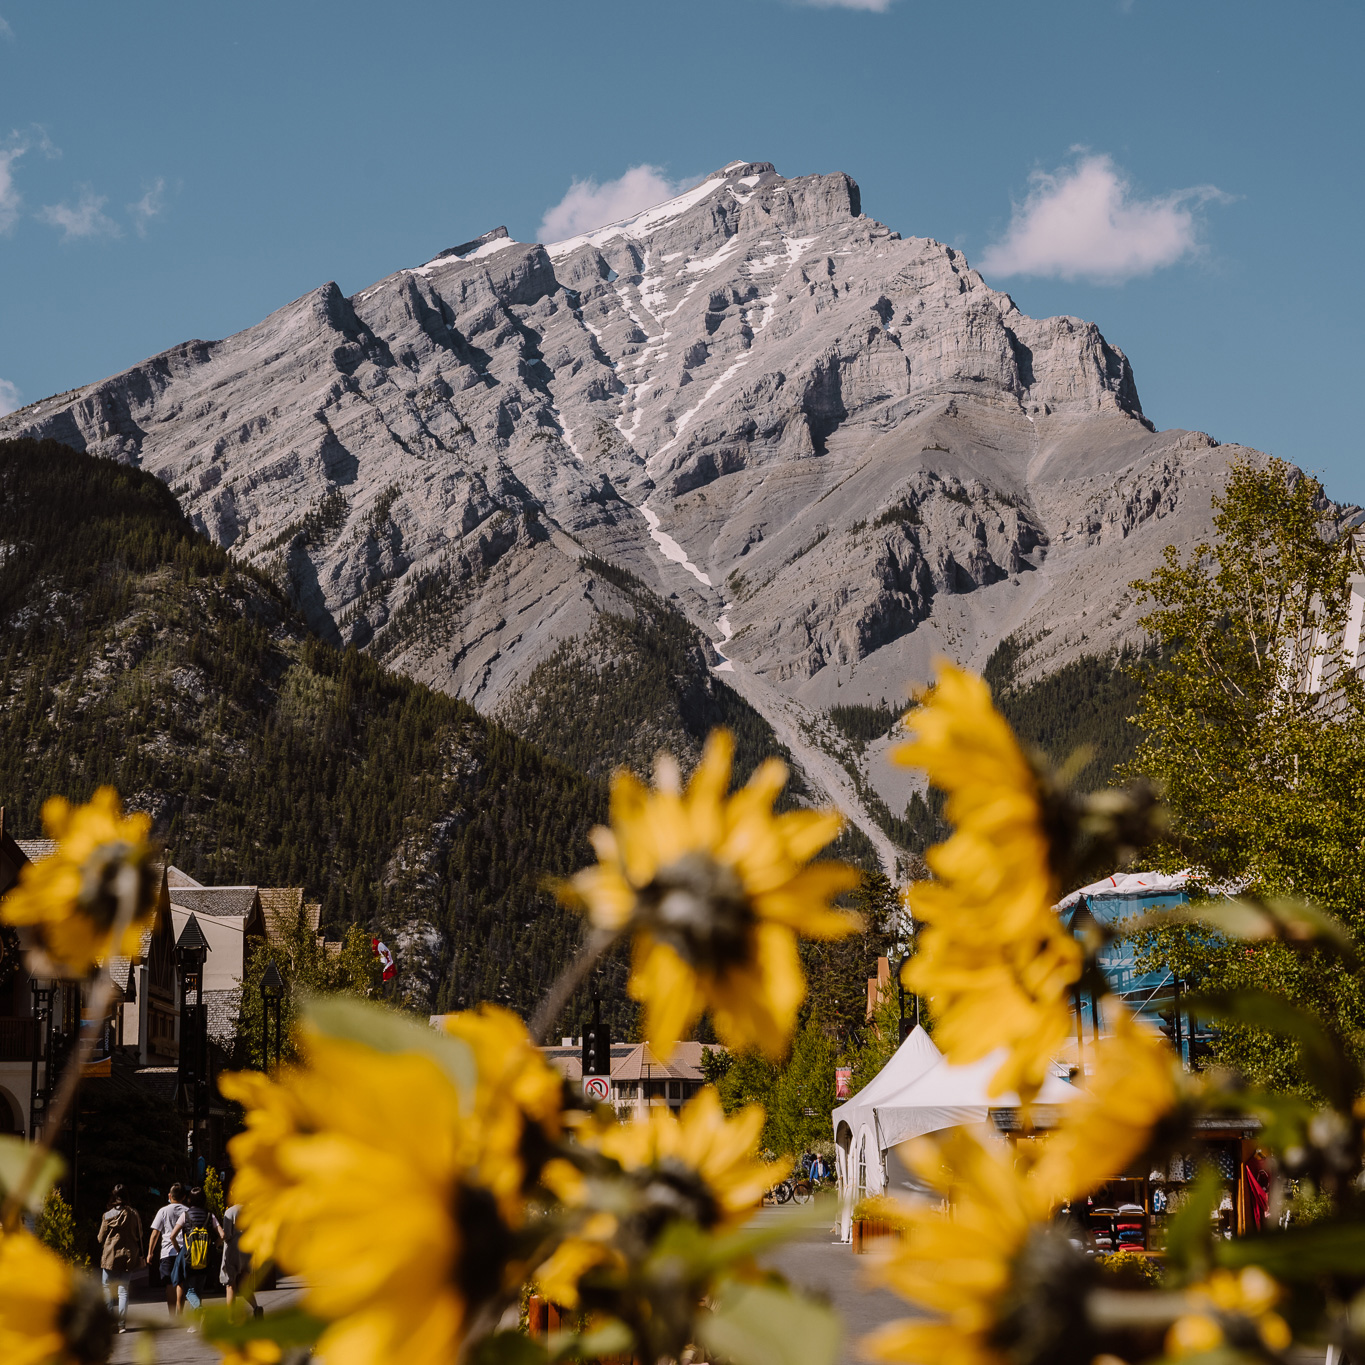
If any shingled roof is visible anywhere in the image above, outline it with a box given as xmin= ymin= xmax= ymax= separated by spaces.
xmin=15 ymin=838 xmax=55 ymax=861
xmin=169 ymin=886 xmax=260 ymax=918
xmin=204 ymin=988 xmax=243 ymax=1047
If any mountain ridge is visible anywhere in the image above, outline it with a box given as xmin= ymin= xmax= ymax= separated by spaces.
xmin=0 ymin=158 xmax=1286 ymax=834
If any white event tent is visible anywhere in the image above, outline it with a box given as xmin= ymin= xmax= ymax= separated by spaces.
xmin=831 ymin=1025 xmax=1077 ymax=1241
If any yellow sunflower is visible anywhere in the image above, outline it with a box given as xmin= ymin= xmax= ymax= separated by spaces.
xmin=536 ymin=1086 xmax=783 ymax=1306
xmin=0 ymin=1228 xmax=111 ymax=1365
xmin=440 ymin=1004 xmax=566 ymax=1207
xmin=220 ymin=1005 xmax=565 ymax=1365
xmin=892 ymin=664 xmax=1081 ymax=1101
xmin=1166 ymin=1267 xmax=1291 ymax=1357
xmin=561 ymin=729 xmax=860 ymax=1058
xmin=1034 ymin=1001 xmax=1178 ymax=1202
xmin=0 ymin=787 xmax=157 ymax=979
xmin=865 ymin=1129 xmax=1055 ymax=1365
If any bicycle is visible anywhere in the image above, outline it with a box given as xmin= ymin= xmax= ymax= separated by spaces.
xmin=766 ymin=1179 xmax=795 ymax=1205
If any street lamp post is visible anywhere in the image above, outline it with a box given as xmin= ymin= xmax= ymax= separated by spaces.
xmin=260 ymin=960 xmax=285 ymax=1071
xmin=174 ymin=914 xmax=210 ymax=1170
xmin=895 ymin=952 xmax=920 ymax=1041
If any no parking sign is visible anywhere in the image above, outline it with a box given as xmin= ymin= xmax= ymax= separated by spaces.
xmin=583 ymin=1075 xmax=611 ymax=1103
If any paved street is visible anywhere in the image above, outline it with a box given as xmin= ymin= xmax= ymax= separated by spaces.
xmin=110 ymin=1275 xmax=305 ymax=1365
xmin=107 ymin=1208 xmax=904 ymax=1365
xmin=753 ymin=1203 xmax=912 ymax=1365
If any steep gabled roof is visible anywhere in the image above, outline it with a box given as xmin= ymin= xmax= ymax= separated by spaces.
xmin=174 ymin=913 xmax=211 ymax=954
xmin=166 ymin=865 xmax=203 ymax=889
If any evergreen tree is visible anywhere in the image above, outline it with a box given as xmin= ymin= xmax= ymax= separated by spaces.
xmin=769 ymin=1020 xmax=837 ymax=1157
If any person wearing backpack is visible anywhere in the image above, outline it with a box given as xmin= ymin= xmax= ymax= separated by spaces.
xmin=96 ymin=1184 xmax=145 ymax=1333
xmin=147 ymin=1182 xmax=188 ymax=1316
xmin=168 ymin=1186 xmax=224 ymax=1318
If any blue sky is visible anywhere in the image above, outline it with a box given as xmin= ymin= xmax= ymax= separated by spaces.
xmin=1 ymin=0 xmax=1361 ymax=500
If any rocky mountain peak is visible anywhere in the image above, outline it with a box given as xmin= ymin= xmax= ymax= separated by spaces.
xmin=0 ymin=158 xmax=1257 ymax=822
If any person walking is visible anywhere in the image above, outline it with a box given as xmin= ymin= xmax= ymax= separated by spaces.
xmin=220 ymin=1203 xmax=260 ymax=1315
xmin=168 ymin=1186 xmax=224 ymax=1317
xmin=147 ymin=1183 xmax=188 ymax=1317
xmin=96 ymin=1185 xmax=144 ymax=1334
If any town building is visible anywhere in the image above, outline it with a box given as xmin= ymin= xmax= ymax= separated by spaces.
xmin=0 ymin=804 xmax=328 ymax=1152
xmin=1058 ymin=869 xmax=1215 ymax=1065
xmin=539 ymin=1039 xmax=721 ymax=1113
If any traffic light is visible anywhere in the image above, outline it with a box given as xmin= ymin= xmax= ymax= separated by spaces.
xmin=582 ymin=992 xmax=610 ymax=1077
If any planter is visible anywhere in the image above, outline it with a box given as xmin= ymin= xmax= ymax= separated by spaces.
xmin=851 ymin=1217 xmax=904 ymax=1253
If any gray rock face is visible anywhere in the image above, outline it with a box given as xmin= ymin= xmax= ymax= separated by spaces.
xmin=0 ymin=158 xmax=1264 ymax=763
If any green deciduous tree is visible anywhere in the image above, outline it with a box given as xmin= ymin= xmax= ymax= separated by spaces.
xmin=240 ymin=916 xmax=380 ymax=1068
xmin=1127 ymin=457 xmax=1365 ymax=1087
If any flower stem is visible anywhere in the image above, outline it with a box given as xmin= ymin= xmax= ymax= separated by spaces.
xmin=529 ymin=928 xmax=618 ymax=1046
xmin=0 ymin=892 xmax=140 ymax=1232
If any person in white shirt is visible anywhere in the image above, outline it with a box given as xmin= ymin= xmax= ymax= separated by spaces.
xmin=147 ymin=1183 xmax=189 ymax=1316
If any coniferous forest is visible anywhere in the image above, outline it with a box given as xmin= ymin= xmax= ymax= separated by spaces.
xmin=0 ymin=439 xmax=626 ymax=1027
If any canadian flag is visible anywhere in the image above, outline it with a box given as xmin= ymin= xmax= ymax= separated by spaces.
xmin=372 ymin=938 xmax=396 ymax=982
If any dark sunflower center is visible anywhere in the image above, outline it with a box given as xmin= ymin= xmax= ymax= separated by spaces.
xmin=630 ymin=1156 xmax=721 ymax=1243
xmin=451 ymin=1182 xmax=516 ymax=1308
xmin=77 ymin=840 xmax=147 ymax=931
xmin=635 ymin=851 xmax=754 ymax=975
xmin=988 ymin=1224 xmax=1100 ymax=1365
xmin=58 ymin=1272 xmax=115 ymax=1365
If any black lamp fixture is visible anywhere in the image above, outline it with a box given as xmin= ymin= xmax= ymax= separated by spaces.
xmin=260 ymin=960 xmax=285 ymax=1071
xmin=174 ymin=913 xmax=210 ymax=1165
xmin=895 ymin=951 xmax=917 ymax=1042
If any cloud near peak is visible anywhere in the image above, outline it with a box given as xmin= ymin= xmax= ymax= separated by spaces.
xmin=979 ymin=153 xmax=1228 ymax=284
xmin=128 ymin=177 xmax=166 ymax=236
xmin=538 ymin=164 xmax=688 ymax=244
xmin=0 ymin=148 xmax=22 ymax=233
xmin=791 ymin=0 xmax=897 ymax=9
xmin=0 ymin=379 xmax=20 ymax=417
xmin=37 ymin=186 xmax=120 ymax=241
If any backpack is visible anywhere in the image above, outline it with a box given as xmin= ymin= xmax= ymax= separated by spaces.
xmin=185 ymin=1222 xmax=211 ymax=1272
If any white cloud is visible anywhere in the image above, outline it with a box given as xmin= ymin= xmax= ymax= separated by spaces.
xmin=0 ymin=147 xmax=22 ymax=232
xmin=127 ymin=177 xmax=166 ymax=236
xmin=37 ymin=186 xmax=120 ymax=241
xmin=538 ymin=164 xmax=688 ymax=243
xmin=0 ymin=379 xmax=20 ymax=417
xmin=0 ymin=17 xmax=13 ymax=41
xmin=978 ymin=153 xmax=1227 ymax=284
xmin=791 ymin=0 xmax=896 ymax=9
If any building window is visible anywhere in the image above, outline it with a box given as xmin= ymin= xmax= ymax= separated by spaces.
xmin=667 ymin=1081 xmax=681 ymax=1100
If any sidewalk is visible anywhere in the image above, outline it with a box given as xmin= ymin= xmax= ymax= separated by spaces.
xmin=110 ymin=1274 xmax=306 ymax=1365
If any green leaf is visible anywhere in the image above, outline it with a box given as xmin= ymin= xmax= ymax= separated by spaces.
xmin=1239 ymin=1089 xmax=1315 ymax=1154
xmin=1159 ymin=898 xmax=1357 ymax=961
xmin=300 ymin=993 xmax=476 ymax=1105
xmin=0 ymin=1135 xmax=64 ymax=1212
xmin=1187 ymin=989 xmax=1358 ymax=1110
xmin=547 ymin=1319 xmax=633 ymax=1362
xmin=197 ymin=1305 xmax=328 ymax=1348
xmin=1218 ymin=1223 xmax=1365 ymax=1279
xmin=651 ymin=1201 xmax=830 ymax=1277
xmin=1162 ymin=1167 xmax=1225 ymax=1278
xmin=469 ymin=1330 xmax=550 ymax=1365
xmin=696 ymin=1280 xmax=842 ymax=1365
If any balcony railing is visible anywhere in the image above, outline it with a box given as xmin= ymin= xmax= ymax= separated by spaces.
xmin=0 ymin=1017 xmax=38 ymax=1062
